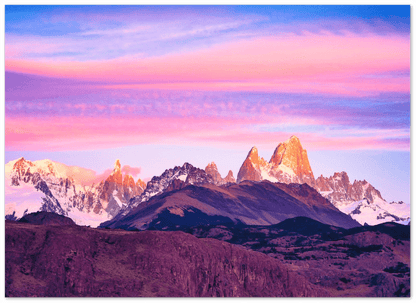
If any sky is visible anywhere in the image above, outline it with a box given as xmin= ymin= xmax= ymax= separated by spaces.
xmin=4 ymin=5 xmax=411 ymax=204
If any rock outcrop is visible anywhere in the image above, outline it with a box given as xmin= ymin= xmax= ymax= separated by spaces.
xmin=205 ymin=162 xmax=236 ymax=185
xmin=315 ymin=172 xmax=383 ymax=204
xmin=223 ymin=170 xmax=236 ymax=183
xmin=98 ymin=159 xmax=145 ymax=217
xmin=269 ymin=136 xmax=315 ymax=187
xmin=237 ymin=147 xmax=264 ymax=183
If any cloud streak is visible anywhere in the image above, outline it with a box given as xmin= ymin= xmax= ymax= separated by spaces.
xmin=6 ymin=32 xmax=409 ymax=97
xmin=5 ymin=115 xmax=409 ymax=152
xmin=5 ymin=6 xmax=410 ymax=154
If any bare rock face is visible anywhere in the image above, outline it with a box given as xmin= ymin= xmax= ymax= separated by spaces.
xmin=223 ymin=170 xmax=236 ymax=184
xmin=99 ymin=160 xmax=146 ymax=216
xmin=136 ymin=179 xmax=147 ymax=191
xmin=236 ymin=147 xmax=264 ymax=183
xmin=205 ymin=162 xmax=223 ymax=185
xmin=315 ymin=171 xmax=385 ymax=207
xmin=236 ymin=136 xmax=315 ymax=187
xmin=269 ymin=136 xmax=315 ymax=187
xmin=205 ymin=162 xmax=236 ymax=185
xmin=5 ymin=221 xmax=328 ymax=297
xmin=166 ymin=179 xmax=187 ymax=192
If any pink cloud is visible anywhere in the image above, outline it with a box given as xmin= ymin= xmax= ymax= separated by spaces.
xmin=92 ymin=75 xmax=409 ymax=97
xmin=4 ymin=115 xmax=252 ymax=151
xmin=121 ymin=165 xmax=142 ymax=177
xmin=193 ymin=131 xmax=410 ymax=152
xmin=5 ymin=32 xmax=409 ymax=96
xmin=37 ymin=163 xmax=143 ymax=186
xmin=5 ymin=115 xmax=409 ymax=153
xmin=91 ymin=169 xmax=113 ymax=185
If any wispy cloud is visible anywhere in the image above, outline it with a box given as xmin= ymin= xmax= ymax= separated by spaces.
xmin=5 ymin=6 xmax=410 ymax=154
xmin=6 ymin=32 xmax=409 ymax=97
xmin=5 ymin=112 xmax=410 ymax=153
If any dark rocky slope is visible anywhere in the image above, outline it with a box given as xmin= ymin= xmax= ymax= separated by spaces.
xmin=5 ymin=221 xmax=328 ymax=297
xmin=101 ymin=181 xmax=360 ymax=230
xmin=18 ymin=211 xmax=76 ymax=226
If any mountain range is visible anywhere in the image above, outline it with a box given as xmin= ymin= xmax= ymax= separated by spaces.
xmin=5 ymin=157 xmax=146 ymax=226
xmin=5 ymin=136 xmax=410 ymax=227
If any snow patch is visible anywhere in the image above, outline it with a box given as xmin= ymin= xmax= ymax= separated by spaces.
xmin=178 ymin=174 xmax=188 ymax=182
xmin=66 ymin=207 xmax=110 ymax=228
xmin=260 ymin=169 xmax=278 ymax=182
xmin=113 ymin=196 xmax=122 ymax=208
xmin=337 ymin=199 xmax=367 ymax=215
xmin=319 ymin=190 xmax=333 ymax=198
xmin=335 ymin=197 xmax=410 ymax=226
xmin=4 ymin=176 xmax=45 ymax=219
xmin=276 ymin=164 xmax=296 ymax=177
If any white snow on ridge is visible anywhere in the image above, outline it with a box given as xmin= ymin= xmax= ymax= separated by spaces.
xmin=5 ymin=177 xmax=45 ymax=220
xmin=381 ymin=200 xmax=410 ymax=218
xmin=66 ymin=207 xmax=109 ymax=228
xmin=319 ymin=190 xmax=334 ymax=198
xmin=33 ymin=159 xmax=98 ymax=186
xmin=337 ymin=199 xmax=367 ymax=215
xmin=5 ymin=159 xmax=20 ymax=174
xmin=335 ymin=197 xmax=410 ymax=226
xmin=178 ymin=174 xmax=188 ymax=182
xmin=260 ymin=169 xmax=278 ymax=182
xmin=112 ymin=190 xmax=122 ymax=207
xmin=276 ymin=164 xmax=296 ymax=177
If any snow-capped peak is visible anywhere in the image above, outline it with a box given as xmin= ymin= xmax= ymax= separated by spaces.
xmin=5 ymin=157 xmax=146 ymax=227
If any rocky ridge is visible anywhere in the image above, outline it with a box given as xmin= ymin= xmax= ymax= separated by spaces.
xmin=205 ymin=162 xmax=235 ymax=185
xmin=116 ymin=162 xmax=216 ymax=219
xmin=315 ymin=172 xmax=410 ymax=225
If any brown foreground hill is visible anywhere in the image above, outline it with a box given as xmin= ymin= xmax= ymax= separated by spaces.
xmin=185 ymin=217 xmax=410 ymax=297
xmin=5 ymin=220 xmax=328 ymax=297
xmin=5 ymin=212 xmax=409 ymax=297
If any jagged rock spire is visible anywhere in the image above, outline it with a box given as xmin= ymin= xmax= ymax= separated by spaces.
xmin=114 ymin=159 xmax=121 ymax=172
xmin=236 ymin=136 xmax=315 ymax=187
